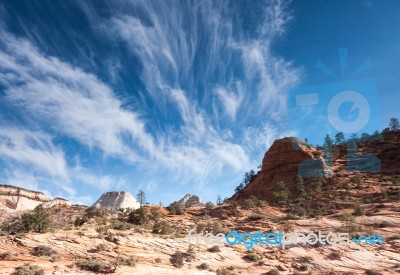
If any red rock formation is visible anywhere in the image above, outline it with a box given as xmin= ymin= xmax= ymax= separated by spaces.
xmin=232 ymin=137 xmax=323 ymax=203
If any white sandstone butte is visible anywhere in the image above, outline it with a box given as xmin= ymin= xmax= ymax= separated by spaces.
xmin=92 ymin=191 xmax=140 ymax=210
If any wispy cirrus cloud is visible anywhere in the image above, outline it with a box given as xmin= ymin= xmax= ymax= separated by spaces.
xmin=0 ymin=0 xmax=301 ymax=203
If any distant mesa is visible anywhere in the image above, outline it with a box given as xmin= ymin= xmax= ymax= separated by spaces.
xmin=92 ymin=191 xmax=140 ymax=210
xmin=178 ymin=194 xmax=203 ymax=208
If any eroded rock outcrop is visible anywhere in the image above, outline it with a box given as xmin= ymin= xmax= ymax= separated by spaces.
xmin=178 ymin=194 xmax=203 ymax=208
xmin=233 ymin=137 xmax=332 ymax=202
xmin=0 ymin=185 xmax=70 ymax=211
xmin=92 ymin=191 xmax=140 ymax=210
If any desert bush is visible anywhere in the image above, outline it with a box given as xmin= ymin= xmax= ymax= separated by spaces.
xmin=0 ymin=221 xmax=11 ymax=234
xmin=168 ymin=201 xmax=184 ymax=215
xmin=110 ymin=220 xmax=130 ymax=230
xmin=0 ymin=251 xmax=12 ymax=260
xmin=76 ymin=257 xmax=114 ymax=273
xmin=116 ymin=256 xmax=138 ymax=267
xmin=208 ymin=245 xmax=221 ymax=253
xmin=95 ymin=225 xmax=109 ymax=236
xmin=266 ymin=269 xmax=280 ymax=275
xmin=13 ymin=264 xmax=44 ymax=275
xmin=155 ymin=257 xmax=162 ymax=263
xmin=212 ymin=222 xmax=230 ymax=235
xmin=244 ymin=198 xmax=257 ymax=209
xmin=170 ymin=251 xmax=184 ymax=268
xmin=32 ymin=245 xmax=55 ymax=257
xmin=216 ymin=266 xmax=235 ymax=275
xmin=328 ymin=251 xmax=341 ymax=260
xmin=150 ymin=207 xmax=163 ymax=221
xmin=197 ymin=262 xmax=209 ymax=270
xmin=19 ymin=205 xmax=53 ymax=233
xmin=152 ymin=220 xmax=174 ymax=234
xmin=365 ymin=270 xmax=380 ymax=275
xmin=128 ymin=207 xmax=150 ymax=225
xmin=249 ymin=214 xmax=263 ymax=221
xmin=353 ymin=202 xmax=365 ymax=216
xmin=185 ymin=245 xmax=196 ymax=262
xmin=243 ymin=252 xmax=259 ymax=262
xmin=96 ymin=243 xmax=107 ymax=252
xmin=273 ymin=181 xmax=290 ymax=206
xmin=84 ymin=206 xmax=108 ymax=219
xmin=281 ymin=222 xmax=294 ymax=232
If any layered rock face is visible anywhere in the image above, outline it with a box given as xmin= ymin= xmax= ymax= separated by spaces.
xmin=233 ymin=137 xmax=332 ymax=202
xmin=0 ymin=185 xmax=70 ymax=211
xmin=92 ymin=191 xmax=140 ymax=210
xmin=178 ymin=194 xmax=203 ymax=208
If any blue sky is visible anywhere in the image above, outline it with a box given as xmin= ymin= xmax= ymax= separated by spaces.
xmin=0 ymin=0 xmax=398 ymax=205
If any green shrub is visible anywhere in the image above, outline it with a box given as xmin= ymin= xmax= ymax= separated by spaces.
xmin=168 ymin=201 xmax=184 ymax=215
xmin=152 ymin=220 xmax=174 ymax=234
xmin=266 ymin=269 xmax=280 ymax=275
xmin=20 ymin=205 xmax=53 ymax=233
xmin=32 ymin=245 xmax=55 ymax=257
xmin=243 ymin=253 xmax=259 ymax=262
xmin=76 ymin=258 xmax=114 ymax=273
xmin=116 ymin=256 xmax=138 ymax=267
xmin=96 ymin=243 xmax=107 ymax=252
xmin=128 ymin=207 xmax=150 ymax=225
xmin=13 ymin=264 xmax=44 ymax=275
xmin=84 ymin=206 xmax=108 ymax=219
xmin=273 ymin=181 xmax=290 ymax=205
xmin=216 ymin=267 xmax=235 ymax=275
xmin=365 ymin=270 xmax=380 ymax=275
xmin=197 ymin=263 xmax=209 ymax=270
xmin=249 ymin=214 xmax=264 ymax=221
xmin=328 ymin=251 xmax=341 ymax=260
xmin=170 ymin=251 xmax=184 ymax=268
xmin=208 ymin=245 xmax=221 ymax=253
xmin=150 ymin=207 xmax=163 ymax=221
xmin=0 ymin=251 xmax=12 ymax=260
xmin=186 ymin=245 xmax=196 ymax=262
xmin=353 ymin=202 xmax=365 ymax=216
xmin=110 ymin=221 xmax=130 ymax=230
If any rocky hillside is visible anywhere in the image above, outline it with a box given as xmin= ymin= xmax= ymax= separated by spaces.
xmin=92 ymin=191 xmax=140 ymax=210
xmin=233 ymin=131 xmax=400 ymax=203
xmin=0 ymin=185 xmax=70 ymax=211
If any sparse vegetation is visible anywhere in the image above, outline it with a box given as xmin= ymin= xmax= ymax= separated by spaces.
xmin=273 ymin=181 xmax=290 ymax=206
xmin=19 ymin=205 xmax=53 ymax=233
xmin=243 ymin=252 xmax=259 ymax=262
xmin=152 ymin=220 xmax=174 ymax=234
xmin=353 ymin=202 xmax=365 ymax=216
xmin=32 ymin=245 xmax=55 ymax=257
xmin=328 ymin=251 xmax=341 ymax=260
xmin=266 ymin=269 xmax=280 ymax=275
xmin=208 ymin=245 xmax=221 ymax=252
xmin=198 ymin=263 xmax=210 ymax=270
xmin=0 ymin=251 xmax=12 ymax=260
xmin=216 ymin=266 xmax=235 ymax=275
xmin=128 ymin=207 xmax=150 ymax=225
xmin=185 ymin=245 xmax=196 ymax=262
xmin=365 ymin=269 xmax=380 ymax=275
xmin=116 ymin=256 xmax=138 ymax=267
xmin=168 ymin=201 xmax=184 ymax=215
xmin=96 ymin=243 xmax=107 ymax=252
xmin=76 ymin=257 xmax=114 ymax=273
xmin=170 ymin=251 xmax=184 ymax=268
xmin=13 ymin=264 xmax=44 ymax=275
